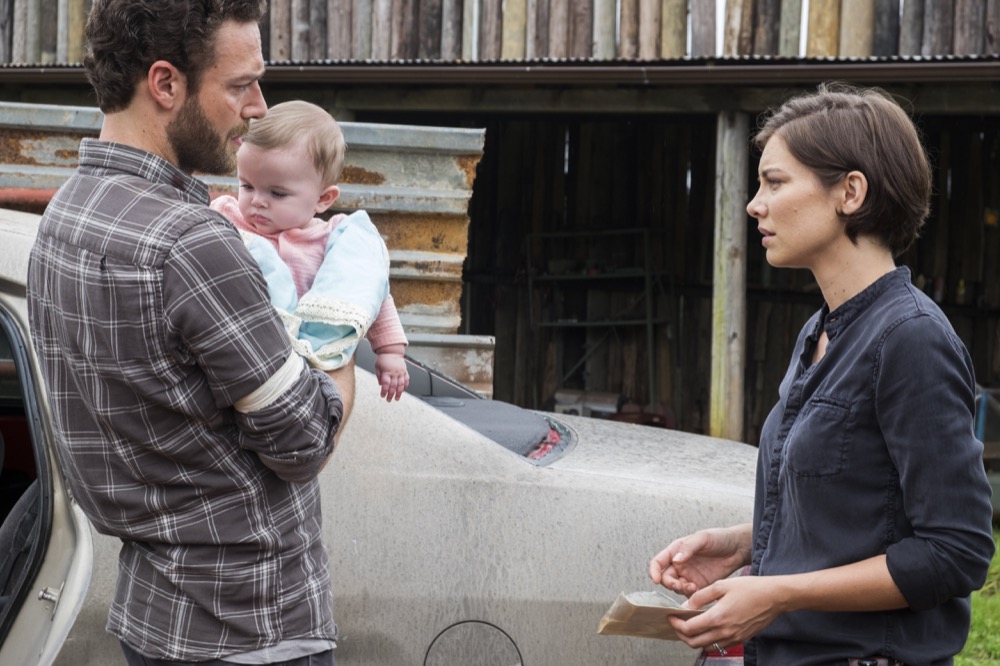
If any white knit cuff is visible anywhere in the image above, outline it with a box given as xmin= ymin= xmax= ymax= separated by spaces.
xmin=233 ymin=353 xmax=305 ymax=413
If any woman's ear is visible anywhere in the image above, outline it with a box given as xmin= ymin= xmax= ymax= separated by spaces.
xmin=315 ymin=185 xmax=340 ymax=214
xmin=839 ymin=170 xmax=868 ymax=216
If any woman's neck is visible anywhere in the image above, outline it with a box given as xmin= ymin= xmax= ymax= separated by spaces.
xmin=813 ymin=237 xmax=896 ymax=312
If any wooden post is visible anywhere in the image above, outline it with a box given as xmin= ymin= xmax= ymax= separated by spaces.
xmin=0 ymin=0 xmax=10 ymax=63
xmin=638 ymin=0 xmax=660 ymax=59
xmin=593 ymin=0 xmax=615 ymax=59
xmin=328 ymin=0 xmax=353 ymax=60
xmin=56 ymin=0 xmax=67 ymax=62
xmin=371 ymin=0 xmax=392 ymax=59
xmin=419 ymin=0 xmax=443 ymax=59
xmin=549 ymin=0 xmax=569 ymax=58
xmin=872 ymin=0 xmax=899 ymax=56
xmin=755 ymin=0 xmax=780 ymax=55
xmin=441 ymin=0 xmax=462 ymax=59
xmin=40 ymin=0 xmax=56 ymax=63
xmin=723 ymin=0 xmax=746 ymax=56
xmin=806 ymin=0 xmax=839 ymax=56
xmin=899 ymin=0 xmax=922 ymax=54
xmin=528 ymin=0 xmax=548 ymax=57
xmin=922 ymin=0 xmax=954 ymax=56
xmin=661 ymin=0 xmax=686 ymax=57
xmin=954 ymin=0 xmax=985 ymax=55
xmin=779 ymin=0 xmax=802 ymax=56
xmin=569 ymin=0 xmax=593 ymax=58
xmin=711 ymin=110 xmax=749 ymax=442
xmin=989 ymin=0 xmax=1000 ymax=54
xmin=839 ymin=0 xmax=873 ymax=57
xmin=690 ymin=0 xmax=715 ymax=56
xmin=24 ymin=0 xmax=40 ymax=62
xmin=619 ymin=0 xmax=639 ymax=58
xmin=270 ymin=0 xmax=291 ymax=60
xmin=501 ymin=0 xmax=527 ymax=59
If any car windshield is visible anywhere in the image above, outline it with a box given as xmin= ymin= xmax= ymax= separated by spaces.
xmin=354 ymin=341 xmax=574 ymax=463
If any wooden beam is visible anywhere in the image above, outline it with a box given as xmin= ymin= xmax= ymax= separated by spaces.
xmin=639 ymin=0 xmax=661 ymax=60
xmin=755 ymin=0 xmax=780 ymax=55
xmin=690 ymin=0 xmax=716 ymax=56
xmin=710 ymin=110 xmax=748 ymax=442
xmin=900 ymin=0 xmax=923 ymax=54
xmin=501 ymin=0 xmax=527 ymax=59
xmin=593 ymin=0 xmax=615 ymax=59
xmin=352 ymin=0 xmax=372 ymax=58
xmin=441 ymin=0 xmax=462 ymax=60
xmin=569 ymin=0 xmax=593 ymax=58
xmin=419 ymin=0 xmax=443 ymax=59
xmin=618 ymin=0 xmax=639 ymax=58
xmin=988 ymin=0 xmax=1000 ymax=55
xmin=270 ymin=0 xmax=291 ymax=60
xmin=372 ymin=0 xmax=392 ymax=59
xmin=292 ymin=0 xmax=310 ymax=60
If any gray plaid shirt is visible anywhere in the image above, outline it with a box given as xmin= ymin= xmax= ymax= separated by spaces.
xmin=27 ymin=139 xmax=342 ymax=661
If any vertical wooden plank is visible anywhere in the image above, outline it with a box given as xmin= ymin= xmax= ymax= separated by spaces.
xmin=639 ymin=0 xmax=660 ymax=59
xmin=593 ymin=0 xmax=615 ymax=58
xmin=441 ymin=0 xmax=462 ymax=59
xmin=954 ymin=0 xmax=985 ymax=55
xmin=291 ymin=0 xmax=310 ymax=60
xmin=393 ymin=0 xmax=419 ymax=58
xmin=661 ymin=0 xmax=686 ymax=57
xmin=24 ymin=0 xmax=39 ymax=62
xmin=723 ymin=0 xmax=746 ymax=56
xmin=710 ymin=110 xmax=749 ymax=441
xmin=270 ymin=0 xmax=291 ymax=60
xmin=549 ymin=0 xmax=569 ymax=58
xmin=479 ymin=0 xmax=501 ymax=59
xmin=309 ymin=0 xmax=328 ymax=59
xmin=922 ymin=0 xmax=954 ymax=55
xmin=371 ymin=0 xmax=392 ymax=59
xmin=839 ymin=0 xmax=873 ymax=56
xmin=619 ymin=0 xmax=639 ymax=58
xmin=11 ymin=0 xmax=25 ymax=62
xmin=419 ymin=0 xmax=443 ymax=58
xmin=327 ymin=0 xmax=352 ymax=59
xmin=500 ymin=0 xmax=526 ymax=59
xmin=353 ymin=0 xmax=372 ymax=58
xmin=779 ymin=0 xmax=802 ymax=56
xmin=690 ymin=0 xmax=715 ymax=56
xmin=40 ymin=0 xmax=56 ymax=63
xmin=526 ymin=0 xmax=541 ymax=57
xmin=0 ymin=0 xmax=11 ymax=63
xmin=462 ymin=0 xmax=478 ymax=59
xmin=872 ymin=0 xmax=899 ymax=56
xmin=66 ymin=0 xmax=84 ymax=61
xmin=568 ymin=0 xmax=593 ymax=58
xmin=806 ymin=0 xmax=839 ymax=56
xmin=899 ymin=0 xmax=923 ymax=54
xmin=56 ymin=0 xmax=67 ymax=62
xmin=988 ymin=0 xmax=1000 ymax=54
xmin=754 ymin=0 xmax=780 ymax=55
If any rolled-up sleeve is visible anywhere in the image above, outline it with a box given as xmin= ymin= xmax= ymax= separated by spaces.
xmin=876 ymin=314 xmax=995 ymax=610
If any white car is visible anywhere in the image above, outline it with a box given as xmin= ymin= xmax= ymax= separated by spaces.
xmin=0 ymin=207 xmax=757 ymax=665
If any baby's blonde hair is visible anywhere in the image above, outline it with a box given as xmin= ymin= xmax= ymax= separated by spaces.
xmin=244 ymin=100 xmax=347 ymax=187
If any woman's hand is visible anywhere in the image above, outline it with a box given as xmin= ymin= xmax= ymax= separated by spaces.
xmin=648 ymin=524 xmax=753 ymax=597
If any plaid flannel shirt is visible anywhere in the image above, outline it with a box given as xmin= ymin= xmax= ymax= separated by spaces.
xmin=27 ymin=139 xmax=342 ymax=661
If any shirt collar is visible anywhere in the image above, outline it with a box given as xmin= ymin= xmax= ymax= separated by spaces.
xmin=819 ymin=266 xmax=911 ymax=339
xmin=79 ymin=138 xmax=211 ymax=204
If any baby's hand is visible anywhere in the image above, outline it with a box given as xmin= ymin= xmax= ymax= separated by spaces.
xmin=375 ymin=351 xmax=409 ymax=402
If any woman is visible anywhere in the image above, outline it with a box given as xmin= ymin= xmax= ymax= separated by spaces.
xmin=648 ymin=84 xmax=995 ymax=665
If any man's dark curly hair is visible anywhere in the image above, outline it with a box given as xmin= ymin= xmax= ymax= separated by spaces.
xmin=84 ymin=0 xmax=266 ymax=113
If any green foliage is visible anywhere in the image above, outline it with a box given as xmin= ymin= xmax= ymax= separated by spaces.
xmin=957 ymin=528 xmax=1000 ymax=666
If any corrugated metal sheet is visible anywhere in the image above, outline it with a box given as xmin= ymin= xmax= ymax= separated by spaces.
xmin=0 ymin=100 xmax=485 ymax=335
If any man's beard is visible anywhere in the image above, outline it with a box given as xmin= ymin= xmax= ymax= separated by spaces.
xmin=166 ymin=96 xmax=247 ymax=176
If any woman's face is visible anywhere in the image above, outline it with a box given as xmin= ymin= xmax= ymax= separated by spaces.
xmin=747 ymin=134 xmax=846 ymax=271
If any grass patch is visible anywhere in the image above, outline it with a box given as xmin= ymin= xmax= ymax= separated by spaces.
xmin=957 ymin=527 xmax=1000 ymax=666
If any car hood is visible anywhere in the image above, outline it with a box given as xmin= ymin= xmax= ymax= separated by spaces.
xmin=544 ymin=412 xmax=759 ymax=498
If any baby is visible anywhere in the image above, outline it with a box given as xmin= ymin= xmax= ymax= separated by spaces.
xmin=212 ymin=100 xmax=409 ymax=401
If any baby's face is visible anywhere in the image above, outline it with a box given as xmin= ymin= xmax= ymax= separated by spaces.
xmin=235 ymin=141 xmax=329 ymax=235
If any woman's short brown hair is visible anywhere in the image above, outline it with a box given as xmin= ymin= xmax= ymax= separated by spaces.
xmin=753 ymin=83 xmax=932 ymax=256
xmin=244 ymin=101 xmax=347 ymax=187
xmin=84 ymin=0 xmax=266 ymax=113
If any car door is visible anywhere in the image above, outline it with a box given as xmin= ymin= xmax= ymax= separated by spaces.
xmin=0 ymin=248 xmax=93 ymax=666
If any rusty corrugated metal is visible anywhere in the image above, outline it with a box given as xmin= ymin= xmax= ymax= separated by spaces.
xmin=0 ymin=100 xmax=485 ymax=335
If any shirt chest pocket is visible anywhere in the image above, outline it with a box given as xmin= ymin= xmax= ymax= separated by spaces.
xmin=783 ymin=396 xmax=853 ymax=478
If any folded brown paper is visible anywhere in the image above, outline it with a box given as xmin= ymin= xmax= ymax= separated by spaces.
xmin=597 ymin=590 xmax=704 ymax=641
